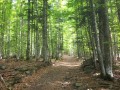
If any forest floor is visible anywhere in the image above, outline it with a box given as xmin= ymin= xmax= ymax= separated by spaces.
xmin=0 ymin=55 xmax=120 ymax=90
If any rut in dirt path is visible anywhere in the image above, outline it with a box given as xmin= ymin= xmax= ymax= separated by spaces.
xmin=27 ymin=55 xmax=81 ymax=90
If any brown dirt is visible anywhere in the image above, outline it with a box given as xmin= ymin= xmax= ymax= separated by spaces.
xmin=25 ymin=55 xmax=120 ymax=90
xmin=25 ymin=55 xmax=82 ymax=90
xmin=1 ymin=55 xmax=120 ymax=90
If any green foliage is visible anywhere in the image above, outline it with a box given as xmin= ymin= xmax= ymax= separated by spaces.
xmin=0 ymin=0 xmax=119 ymax=59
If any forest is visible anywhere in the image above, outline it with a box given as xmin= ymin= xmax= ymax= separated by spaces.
xmin=0 ymin=0 xmax=120 ymax=90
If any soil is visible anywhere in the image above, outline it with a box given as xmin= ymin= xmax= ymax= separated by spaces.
xmin=25 ymin=55 xmax=81 ymax=90
xmin=0 ymin=55 xmax=120 ymax=90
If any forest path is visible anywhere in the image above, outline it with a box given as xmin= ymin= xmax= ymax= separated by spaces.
xmin=26 ymin=55 xmax=82 ymax=90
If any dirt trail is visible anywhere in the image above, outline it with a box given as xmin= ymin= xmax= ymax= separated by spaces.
xmin=26 ymin=55 xmax=81 ymax=90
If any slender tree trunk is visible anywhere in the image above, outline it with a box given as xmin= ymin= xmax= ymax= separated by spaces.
xmin=1 ymin=9 xmax=4 ymax=59
xmin=115 ymin=0 xmax=120 ymax=60
xmin=2 ymin=4 xmax=6 ymax=59
xmin=30 ymin=0 xmax=34 ymax=58
xmin=42 ymin=0 xmax=50 ymax=63
xmin=49 ymin=17 xmax=54 ymax=58
xmin=20 ymin=17 xmax=24 ymax=59
xmin=116 ymin=0 xmax=120 ymax=22
xmin=35 ymin=21 xmax=40 ymax=60
xmin=76 ymin=28 xmax=81 ymax=58
xmin=35 ymin=0 xmax=40 ymax=60
xmin=109 ymin=0 xmax=117 ymax=61
xmin=88 ymin=23 xmax=97 ymax=67
xmin=26 ymin=0 xmax=31 ymax=60
xmin=89 ymin=0 xmax=106 ymax=76
xmin=7 ymin=25 xmax=10 ymax=59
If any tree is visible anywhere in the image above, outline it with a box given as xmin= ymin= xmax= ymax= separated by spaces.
xmin=116 ymin=0 xmax=120 ymax=22
xmin=26 ymin=0 xmax=31 ymax=60
xmin=42 ymin=0 xmax=50 ymax=63
xmin=89 ymin=0 xmax=106 ymax=76
xmin=98 ymin=0 xmax=113 ymax=79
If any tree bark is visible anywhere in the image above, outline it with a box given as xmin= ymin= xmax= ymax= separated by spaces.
xmin=116 ymin=0 xmax=120 ymax=22
xmin=26 ymin=0 xmax=31 ymax=60
xmin=98 ymin=0 xmax=113 ymax=80
xmin=35 ymin=0 xmax=40 ymax=60
xmin=89 ymin=0 xmax=106 ymax=77
xmin=42 ymin=0 xmax=50 ymax=63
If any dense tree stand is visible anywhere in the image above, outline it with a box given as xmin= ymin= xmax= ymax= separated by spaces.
xmin=0 ymin=0 xmax=120 ymax=89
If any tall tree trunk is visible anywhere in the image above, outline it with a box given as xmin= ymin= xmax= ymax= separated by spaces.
xmin=76 ymin=27 xmax=81 ymax=58
xmin=109 ymin=0 xmax=117 ymax=61
xmin=35 ymin=0 xmax=40 ymax=60
xmin=116 ymin=0 xmax=120 ymax=22
xmin=87 ymin=22 xmax=97 ymax=67
xmin=89 ymin=0 xmax=106 ymax=76
xmin=115 ymin=0 xmax=120 ymax=59
xmin=98 ymin=0 xmax=113 ymax=79
xmin=1 ymin=8 xmax=5 ymax=59
xmin=42 ymin=0 xmax=50 ymax=63
xmin=7 ymin=25 xmax=10 ymax=59
xmin=26 ymin=0 xmax=31 ymax=60
xmin=35 ymin=21 xmax=40 ymax=60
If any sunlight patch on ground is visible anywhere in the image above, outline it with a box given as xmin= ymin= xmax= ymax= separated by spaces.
xmin=93 ymin=73 xmax=100 ymax=76
xmin=49 ymin=81 xmax=71 ymax=87
xmin=53 ymin=62 xmax=80 ymax=67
